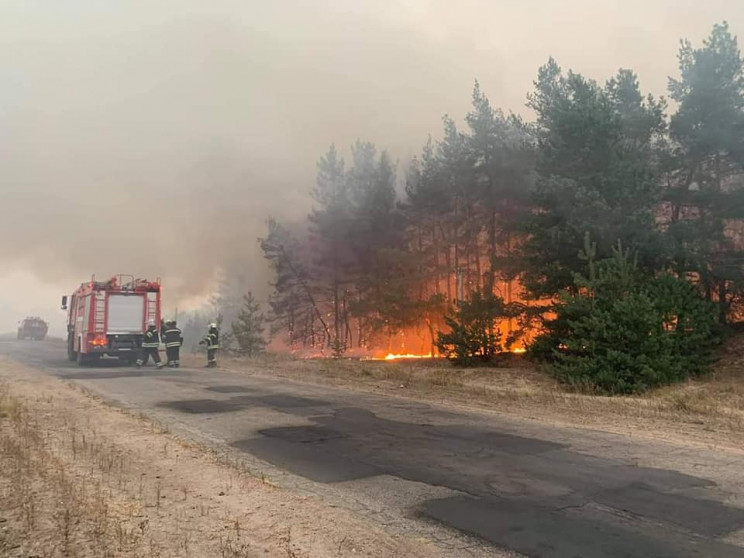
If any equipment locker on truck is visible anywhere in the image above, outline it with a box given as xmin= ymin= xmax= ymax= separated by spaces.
xmin=61 ymin=275 xmax=162 ymax=365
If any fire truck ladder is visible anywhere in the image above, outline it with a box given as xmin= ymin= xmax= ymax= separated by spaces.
xmin=94 ymin=291 xmax=106 ymax=333
xmin=146 ymin=292 xmax=158 ymax=325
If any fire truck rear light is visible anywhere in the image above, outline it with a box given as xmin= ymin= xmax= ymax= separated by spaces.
xmin=90 ymin=334 xmax=107 ymax=347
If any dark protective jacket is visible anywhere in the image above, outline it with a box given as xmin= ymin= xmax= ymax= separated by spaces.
xmin=142 ymin=326 xmax=160 ymax=348
xmin=204 ymin=329 xmax=220 ymax=349
xmin=163 ymin=327 xmax=183 ymax=348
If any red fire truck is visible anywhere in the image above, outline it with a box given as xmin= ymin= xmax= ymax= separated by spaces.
xmin=62 ymin=275 xmax=161 ymax=365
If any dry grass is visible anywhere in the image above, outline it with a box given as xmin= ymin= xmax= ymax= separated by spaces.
xmin=0 ymin=381 xmax=276 ymax=557
xmin=653 ymin=359 xmax=744 ymax=417
xmin=0 ymin=382 xmax=152 ymax=557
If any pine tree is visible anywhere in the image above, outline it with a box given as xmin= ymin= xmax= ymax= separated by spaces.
xmin=345 ymin=141 xmax=406 ymax=347
xmin=260 ymin=218 xmax=331 ymax=349
xmin=465 ymin=81 xmax=535 ymax=343
xmin=544 ymin=239 xmax=719 ymax=394
xmin=520 ymin=59 xmax=665 ymax=299
xmin=309 ymin=144 xmax=354 ymax=353
xmin=403 ymin=138 xmax=453 ymax=312
xmin=666 ymin=22 xmax=744 ymax=323
xmin=231 ymin=292 xmax=267 ymax=357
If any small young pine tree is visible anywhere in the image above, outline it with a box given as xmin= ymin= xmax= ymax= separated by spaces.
xmin=231 ymin=292 xmax=267 ymax=357
xmin=436 ymin=290 xmax=517 ymax=366
xmin=541 ymin=239 xmax=720 ymax=394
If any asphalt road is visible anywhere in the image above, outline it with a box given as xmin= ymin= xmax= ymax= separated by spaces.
xmin=3 ymin=340 xmax=744 ymax=558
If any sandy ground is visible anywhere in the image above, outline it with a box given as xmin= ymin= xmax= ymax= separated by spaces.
xmin=186 ymin=351 xmax=744 ymax=452
xmin=0 ymin=356 xmax=460 ymax=558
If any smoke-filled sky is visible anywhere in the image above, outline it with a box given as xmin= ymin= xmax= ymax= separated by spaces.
xmin=1 ymin=0 xmax=743 ymax=335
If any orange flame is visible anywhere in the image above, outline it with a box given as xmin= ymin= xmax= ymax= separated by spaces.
xmin=383 ymin=352 xmax=435 ymax=361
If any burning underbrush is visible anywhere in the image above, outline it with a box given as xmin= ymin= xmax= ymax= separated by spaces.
xmin=369 ymin=348 xmax=527 ymax=361
xmin=281 ymin=346 xmax=528 ymax=362
xmin=262 ymin=311 xmax=532 ymax=364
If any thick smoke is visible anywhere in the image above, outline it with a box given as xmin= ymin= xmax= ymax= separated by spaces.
xmin=1 ymin=1 xmax=741 ymax=312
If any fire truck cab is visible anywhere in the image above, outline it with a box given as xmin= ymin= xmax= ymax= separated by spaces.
xmin=62 ymin=275 xmax=161 ymax=365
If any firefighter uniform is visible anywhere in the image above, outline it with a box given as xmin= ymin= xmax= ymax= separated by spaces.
xmin=202 ymin=325 xmax=219 ymax=368
xmin=137 ymin=323 xmax=163 ymax=368
xmin=163 ymin=321 xmax=183 ymax=367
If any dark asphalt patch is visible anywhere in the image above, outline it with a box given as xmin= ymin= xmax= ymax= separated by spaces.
xmin=161 ymin=398 xmax=240 ymax=414
xmin=206 ymin=385 xmax=253 ymax=393
xmin=231 ymin=407 xmax=744 ymax=557
xmin=157 ymin=393 xmax=331 ymax=415
xmin=421 ymin=496 xmax=744 ymax=558
xmin=232 ymin=407 xmax=566 ymax=491
xmin=594 ymin=482 xmax=744 ymax=537
xmin=233 ymin=437 xmax=382 ymax=483
xmin=259 ymin=425 xmax=347 ymax=443
xmin=438 ymin=424 xmax=564 ymax=455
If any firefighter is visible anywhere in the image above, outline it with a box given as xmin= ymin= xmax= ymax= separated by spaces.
xmin=137 ymin=319 xmax=163 ymax=368
xmin=199 ymin=323 xmax=219 ymax=368
xmin=163 ymin=320 xmax=183 ymax=368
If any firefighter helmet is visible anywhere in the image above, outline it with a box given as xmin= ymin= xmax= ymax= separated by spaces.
xmin=147 ymin=319 xmax=156 ymax=327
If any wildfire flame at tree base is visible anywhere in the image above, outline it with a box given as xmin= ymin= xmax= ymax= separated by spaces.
xmin=366 ymin=348 xmax=527 ymax=361
xmin=380 ymin=352 xmax=436 ymax=361
xmin=296 ymin=348 xmax=528 ymax=361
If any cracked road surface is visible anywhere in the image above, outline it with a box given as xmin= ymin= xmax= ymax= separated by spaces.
xmin=3 ymin=340 xmax=744 ymax=558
